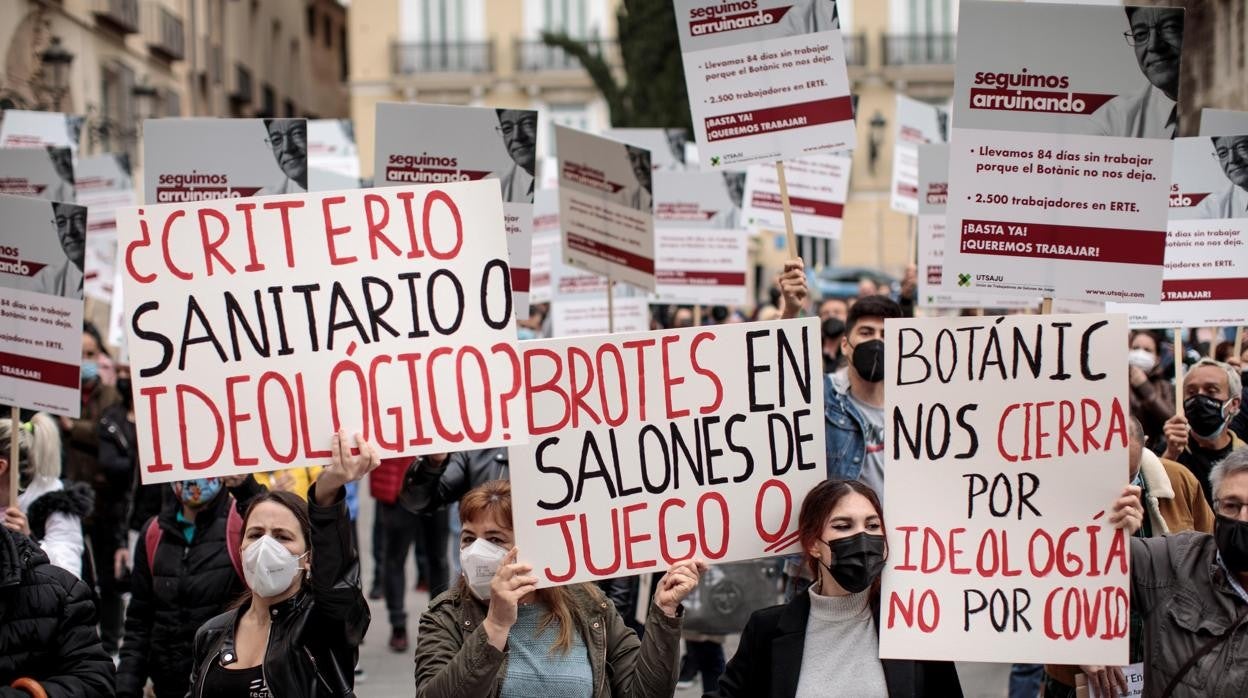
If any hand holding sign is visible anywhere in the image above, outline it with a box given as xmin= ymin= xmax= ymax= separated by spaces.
xmin=1079 ymin=665 xmax=1129 ymax=698
xmin=655 ymin=558 xmax=708 ymax=618
xmin=777 ymin=257 xmax=808 ymax=320
xmin=314 ymin=430 xmax=382 ymax=506
xmin=1108 ymin=485 xmax=1144 ymax=535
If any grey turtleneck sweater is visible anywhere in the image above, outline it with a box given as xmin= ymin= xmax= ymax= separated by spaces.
xmin=794 ymin=586 xmax=889 ymax=698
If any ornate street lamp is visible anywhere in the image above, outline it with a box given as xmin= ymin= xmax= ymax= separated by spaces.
xmin=38 ymin=36 xmax=75 ymax=111
xmin=868 ymin=111 xmax=887 ymax=177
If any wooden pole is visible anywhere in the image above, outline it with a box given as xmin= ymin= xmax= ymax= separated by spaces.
xmin=8 ymin=405 xmax=18 ymax=508
xmin=909 ymin=214 xmax=918 ymax=265
xmin=1234 ymin=326 xmax=1244 ymax=364
xmin=775 ymin=161 xmax=799 ymax=258
xmin=693 ymin=304 xmax=702 ymax=327
xmin=1040 ymin=297 xmax=1053 ymax=315
xmin=606 ymin=277 xmax=615 ymax=334
xmin=1175 ymin=331 xmax=1185 ymax=417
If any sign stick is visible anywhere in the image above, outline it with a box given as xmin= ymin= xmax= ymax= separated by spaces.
xmin=693 ymin=305 xmax=703 ymax=327
xmin=1040 ymin=297 xmax=1053 ymax=315
xmin=909 ymin=215 xmax=918 ymax=265
xmin=606 ymin=276 xmax=615 ymax=334
xmin=1234 ymin=327 xmax=1244 ymax=364
xmin=775 ymin=161 xmax=799 ymax=259
xmin=8 ymin=405 xmax=18 ymax=508
xmin=1175 ymin=331 xmax=1185 ymax=417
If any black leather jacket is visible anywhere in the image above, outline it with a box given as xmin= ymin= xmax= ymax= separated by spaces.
xmin=399 ymin=447 xmax=509 ymax=514
xmin=185 ymin=483 xmax=369 ymax=698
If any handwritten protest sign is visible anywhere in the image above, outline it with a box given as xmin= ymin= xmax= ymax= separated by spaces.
xmin=0 ymin=147 xmax=75 ymax=202
xmin=943 ymin=2 xmax=1181 ymax=303
xmin=880 ymin=313 xmax=1130 ymax=665
xmin=0 ymin=194 xmax=86 ymax=417
xmin=144 ymin=118 xmax=310 ymax=203
xmin=673 ymin=0 xmax=855 ymax=168
xmin=1107 ymin=136 xmax=1248 ymax=327
xmin=742 ymin=153 xmax=850 ymax=238
xmin=375 ymin=103 xmax=536 ymax=318
xmin=118 ymin=180 xmax=525 ymax=484
xmin=1199 ymin=108 xmax=1248 ymax=136
xmin=892 ymin=95 xmax=949 ymax=215
xmin=917 ymin=144 xmax=1033 ymax=310
xmin=511 ymin=318 xmax=826 ymax=585
xmin=556 ymin=126 xmax=656 ymax=290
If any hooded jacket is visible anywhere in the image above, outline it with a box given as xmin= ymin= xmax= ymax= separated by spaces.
xmin=0 ymin=525 xmax=114 ymax=697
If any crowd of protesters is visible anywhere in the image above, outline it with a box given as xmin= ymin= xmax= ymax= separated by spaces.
xmin=2 ymin=252 xmax=1247 ymax=698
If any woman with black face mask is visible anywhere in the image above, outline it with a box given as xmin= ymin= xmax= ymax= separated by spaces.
xmin=711 ymin=480 xmax=962 ymax=698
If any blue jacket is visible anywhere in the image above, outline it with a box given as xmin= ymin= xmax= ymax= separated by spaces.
xmin=824 ymin=371 xmax=870 ymax=480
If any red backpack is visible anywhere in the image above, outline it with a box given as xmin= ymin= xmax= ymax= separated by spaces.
xmin=144 ymin=496 xmax=245 ymax=580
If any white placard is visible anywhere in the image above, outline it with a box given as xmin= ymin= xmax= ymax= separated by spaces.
xmin=880 ymin=313 xmax=1131 ymax=665
xmin=308 ymin=119 xmax=361 ymax=191
xmin=118 ymin=181 xmax=525 ymax=483
xmin=673 ymin=0 xmax=855 ymax=168
xmin=0 ymin=147 xmax=75 ymax=202
xmin=742 ymin=153 xmax=850 ymax=239
xmin=891 ymin=95 xmax=949 ymax=215
xmin=512 ymin=318 xmax=826 ymax=585
xmin=144 ymin=118 xmax=309 ymax=203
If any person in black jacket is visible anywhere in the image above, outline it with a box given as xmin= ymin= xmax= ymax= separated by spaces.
xmin=711 ymin=480 xmax=962 ymax=698
xmin=187 ymin=430 xmax=376 ymax=697
xmin=0 ymin=523 xmax=114 ymax=697
xmin=115 ymin=474 xmax=262 ymax=698
xmin=95 ymin=369 xmax=144 ymax=655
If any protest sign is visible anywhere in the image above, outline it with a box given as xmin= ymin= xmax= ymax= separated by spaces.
xmin=0 ymin=147 xmax=75 ymax=201
xmin=143 ymin=118 xmax=309 ymax=203
xmin=308 ymin=119 xmax=362 ymax=191
xmin=917 ymin=145 xmax=1033 ymax=310
xmin=605 ymin=128 xmax=694 ymax=171
xmin=117 ymin=180 xmax=526 ymax=484
xmin=654 ymin=228 xmax=749 ymax=306
xmin=673 ymin=0 xmax=854 ymax=168
xmin=550 ymin=296 xmax=651 ymax=338
xmin=555 ymin=126 xmax=656 ymax=290
xmin=742 ymin=153 xmax=850 ymax=239
xmin=374 ymin=103 xmax=536 ymax=317
xmin=942 ymin=2 xmax=1181 ymax=304
xmin=530 ymin=189 xmax=559 ymax=304
xmin=76 ymin=154 xmax=136 ymax=303
xmin=880 ymin=313 xmax=1131 ymax=665
xmin=0 ymin=194 xmax=86 ymax=417
xmin=1107 ymin=136 xmax=1248 ymax=328
xmin=511 ymin=317 xmax=826 ymax=585
xmin=891 ymin=95 xmax=949 ymax=215
xmin=654 ymin=170 xmax=747 ymax=230
xmin=0 ymin=110 xmax=83 ymax=153
xmin=1199 ymin=108 xmax=1248 ymax=137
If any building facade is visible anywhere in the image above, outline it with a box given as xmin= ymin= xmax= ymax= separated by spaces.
xmin=348 ymin=0 xmax=618 ymax=182
xmin=0 ymin=0 xmax=349 ymax=161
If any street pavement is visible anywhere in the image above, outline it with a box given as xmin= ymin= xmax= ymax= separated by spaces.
xmin=352 ymin=500 xmax=1013 ymax=697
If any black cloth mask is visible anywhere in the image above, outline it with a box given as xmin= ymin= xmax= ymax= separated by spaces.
xmin=1184 ymin=394 xmax=1229 ymax=440
xmin=850 ymin=339 xmax=885 ymax=383
xmin=1215 ymin=514 xmax=1248 ymax=573
xmin=820 ymin=532 xmax=886 ymax=593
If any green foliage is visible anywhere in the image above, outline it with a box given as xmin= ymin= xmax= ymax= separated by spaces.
xmin=542 ymin=0 xmax=692 ymax=132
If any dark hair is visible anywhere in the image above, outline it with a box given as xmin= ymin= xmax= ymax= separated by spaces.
xmin=845 ymin=295 xmax=901 ymax=334
xmin=798 ymin=479 xmax=885 ymax=582
xmin=82 ymin=321 xmax=110 ymax=359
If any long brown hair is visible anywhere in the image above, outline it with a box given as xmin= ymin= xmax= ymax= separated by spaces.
xmin=797 ymin=479 xmax=886 ymax=581
xmin=459 ymin=480 xmax=598 ymax=654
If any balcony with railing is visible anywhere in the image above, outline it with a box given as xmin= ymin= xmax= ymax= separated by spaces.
xmin=391 ymin=41 xmax=495 ymax=75
xmin=513 ymin=38 xmax=615 ymax=73
xmin=882 ymin=34 xmax=956 ymax=66
xmin=144 ymin=3 xmax=185 ymax=61
xmin=92 ymin=0 xmax=140 ymax=34
xmin=228 ymin=63 xmax=252 ymax=105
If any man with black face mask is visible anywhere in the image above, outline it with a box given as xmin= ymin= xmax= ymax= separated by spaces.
xmin=1162 ymin=358 xmax=1245 ymax=505
xmin=1108 ymin=448 xmax=1248 ymax=697
xmin=823 ymin=295 xmax=901 ymax=498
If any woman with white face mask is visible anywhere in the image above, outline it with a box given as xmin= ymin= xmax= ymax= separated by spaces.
xmin=186 ymin=431 xmax=381 ymax=697
xmin=414 ymin=480 xmax=706 ymax=698
xmin=1128 ymin=330 xmax=1176 ymax=450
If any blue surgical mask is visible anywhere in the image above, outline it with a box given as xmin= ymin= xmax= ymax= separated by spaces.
xmin=517 ymin=327 xmax=537 ymax=341
xmin=81 ymin=360 xmax=99 ymax=383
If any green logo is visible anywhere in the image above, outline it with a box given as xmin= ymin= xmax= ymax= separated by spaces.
xmin=957 ymin=273 xmax=972 ymax=287
xmin=710 ymin=156 xmax=721 ymax=166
